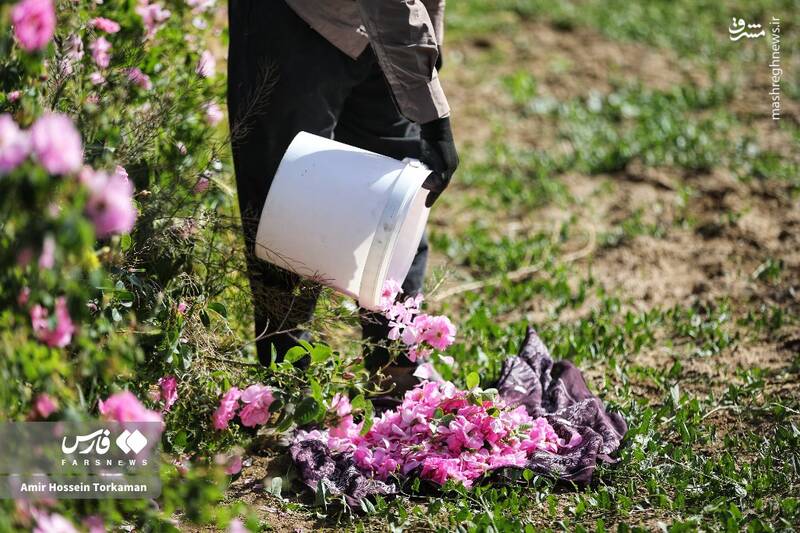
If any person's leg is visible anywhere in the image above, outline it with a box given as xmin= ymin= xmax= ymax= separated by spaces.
xmin=333 ymin=48 xmax=430 ymax=371
xmin=228 ymin=0 xmax=369 ymax=364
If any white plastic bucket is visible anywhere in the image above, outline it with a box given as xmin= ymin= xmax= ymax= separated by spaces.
xmin=255 ymin=131 xmax=431 ymax=311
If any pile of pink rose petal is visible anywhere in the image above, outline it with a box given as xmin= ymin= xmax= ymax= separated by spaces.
xmin=290 ymin=327 xmax=628 ymax=506
xmin=294 ymin=379 xmax=577 ymax=488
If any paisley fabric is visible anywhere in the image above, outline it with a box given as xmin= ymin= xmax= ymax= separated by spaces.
xmin=289 ymin=326 xmax=627 ymax=503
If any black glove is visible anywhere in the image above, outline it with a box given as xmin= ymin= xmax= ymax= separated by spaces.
xmin=419 ymin=116 xmax=458 ymax=207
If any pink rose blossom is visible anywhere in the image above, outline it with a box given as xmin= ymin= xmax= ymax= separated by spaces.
xmin=30 ymin=113 xmax=83 ymax=175
xmin=420 ymin=315 xmax=456 ymax=351
xmin=217 ymin=453 xmax=242 ymax=475
xmin=329 ymin=393 xmax=352 ymax=417
xmin=77 ymin=165 xmax=95 ymax=184
xmin=38 ymin=234 xmax=55 ymax=269
xmin=136 ymin=0 xmax=171 ymax=40
xmin=11 ymin=0 xmax=56 ymax=52
xmin=176 ymin=301 xmax=187 ymax=314
xmin=126 ymin=67 xmax=153 ymax=90
xmin=193 ymin=176 xmax=210 ymax=193
xmin=173 ymin=455 xmax=190 ymax=475
xmin=98 ymin=391 xmax=162 ymax=423
xmin=412 ymin=361 xmax=438 ymax=380
xmin=33 ymin=511 xmax=78 ymax=533
xmin=187 ymin=0 xmax=216 ymax=13
xmin=7 ymin=90 xmax=21 ymax=102
xmin=379 ymin=278 xmax=403 ymax=310
xmin=91 ymin=17 xmax=121 ymax=33
xmin=377 ymin=280 xmax=456 ymax=361
xmin=204 ymin=101 xmax=224 ymax=125
xmin=213 ymin=387 xmax=241 ymax=430
xmin=196 ymin=50 xmax=216 ymax=77
xmin=59 ymin=34 xmax=84 ymax=76
xmin=30 ymin=297 xmax=75 ymax=348
xmin=225 ymin=455 xmax=242 ymax=475
xmin=89 ymin=37 xmax=112 ymax=68
xmin=114 ymin=165 xmax=128 ymax=180
xmin=89 ymin=71 xmax=106 ymax=85
xmin=82 ymin=515 xmax=105 ymax=533
xmin=17 ymin=247 xmax=34 ymax=266
xmin=85 ymin=169 xmax=137 ymax=236
xmin=238 ymin=384 xmax=274 ymax=427
xmin=227 ymin=519 xmax=247 ymax=533
xmin=33 ymin=393 xmax=58 ymax=418
xmin=158 ymin=375 xmax=178 ymax=411
xmin=0 ymin=113 xmax=30 ymax=174
xmin=18 ymin=287 xmax=30 ymax=306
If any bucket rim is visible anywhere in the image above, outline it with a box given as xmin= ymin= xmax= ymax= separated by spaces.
xmin=358 ymin=159 xmax=430 ymax=310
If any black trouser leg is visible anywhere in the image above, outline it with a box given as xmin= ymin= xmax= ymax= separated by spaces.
xmin=227 ymin=0 xmax=371 ymax=364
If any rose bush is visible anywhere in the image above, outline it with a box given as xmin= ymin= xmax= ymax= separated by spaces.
xmin=0 ymin=0 xmax=269 ymax=529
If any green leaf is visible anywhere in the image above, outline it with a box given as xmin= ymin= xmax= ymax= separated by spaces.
xmin=171 ymin=430 xmax=188 ymax=450
xmin=298 ymin=339 xmax=314 ymax=352
xmin=265 ymin=476 xmax=283 ymax=498
xmin=200 ymin=310 xmax=210 ymax=328
xmin=276 ymin=413 xmax=295 ymax=433
xmin=360 ymin=400 xmax=374 ymax=435
xmin=523 ymin=468 xmax=534 ymax=482
xmin=315 ymin=479 xmax=328 ymax=511
xmin=120 ymin=233 xmax=132 ymax=251
xmin=309 ymin=377 xmax=323 ymax=403
xmin=360 ymin=497 xmax=375 ymax=514
xmin=117 ymin=291 xmax=135 ymax=306
xmin=294 ymin=397 xmax=323 ymax=426
xmin=350 ymin=394 xmax=366 ymax=411
xmin=269 ymin=345 xmax=278 ymax=371
xmin=310 ymin=344 xmax=332 ymax=363
xmin=284 ymin=345 xmax=309 ymax=364
xmin=466 ymin=371 xmax=480 ymax=389
xmin=207 ymin=302 xmax=227 ymax=318
xmin=439 ymin=414 xmax=456 ymax=427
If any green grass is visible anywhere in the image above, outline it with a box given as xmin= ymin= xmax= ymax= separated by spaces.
xmin=447 ymin=0 xmax=799 ymax=62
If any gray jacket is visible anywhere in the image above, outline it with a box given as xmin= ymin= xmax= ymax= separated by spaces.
xmin=285 ymin=0 xmax=449 ymax=124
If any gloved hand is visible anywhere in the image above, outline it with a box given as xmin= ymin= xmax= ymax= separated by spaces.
xmin=419 ymin=116 xmax=458 ymax=207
